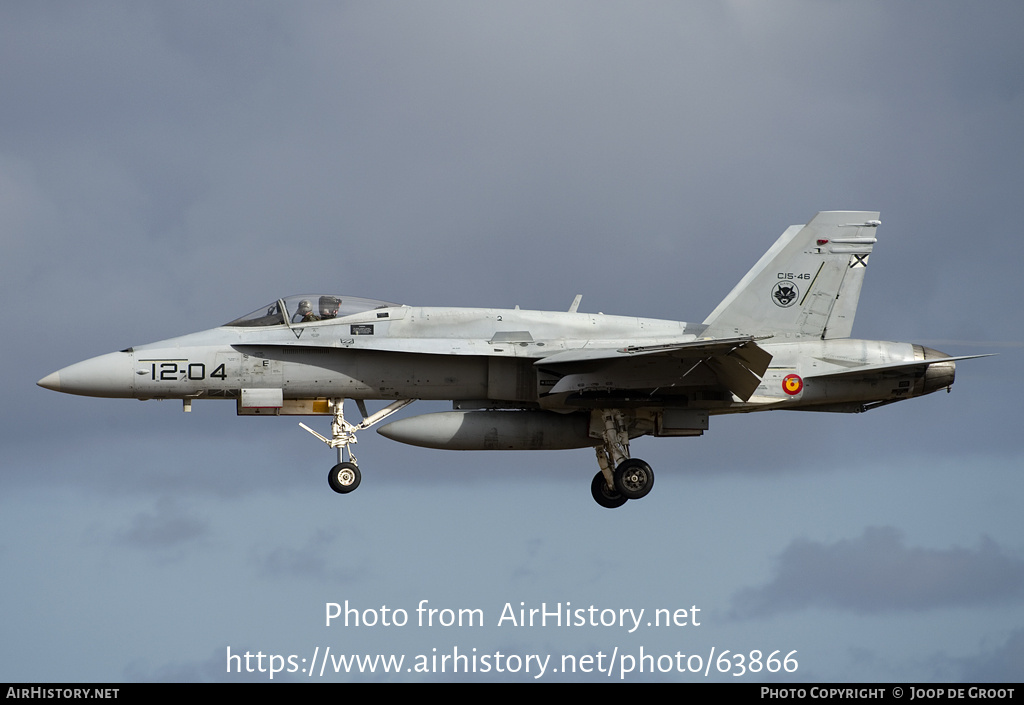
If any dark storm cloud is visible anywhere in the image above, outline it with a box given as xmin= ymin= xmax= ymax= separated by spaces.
xmin=731 ymin=527 xmax=1024 ymax=616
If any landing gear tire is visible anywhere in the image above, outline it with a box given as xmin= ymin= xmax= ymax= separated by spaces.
xmin=614 ymin=458 xmax=654 ymax=500
xmin=591 ymin=471 xmax=628 ymax=509
xmin=328 ymin=462 xmax=361 ymax=494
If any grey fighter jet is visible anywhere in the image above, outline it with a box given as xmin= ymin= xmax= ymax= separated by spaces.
xmin=38 ymin=212 xmax=986 ymax=508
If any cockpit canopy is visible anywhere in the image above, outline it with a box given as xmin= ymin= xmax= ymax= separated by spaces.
xmin=224 ymin=295 xmax=398 ymax=327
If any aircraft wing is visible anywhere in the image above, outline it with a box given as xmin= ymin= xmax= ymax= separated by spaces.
xmin=233 ymin=335 xmax=774 ymax=402
xmin=535 ymin=336 xmax=764 ymax=365
xmin=536 ymin=337 xmax=773 ymax=402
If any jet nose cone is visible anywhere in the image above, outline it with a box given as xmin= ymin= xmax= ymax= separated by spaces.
xmin=37 ymin=351 xmax=134 ymax=398
xmin=37 ymin=371 xmax=61 ymax=392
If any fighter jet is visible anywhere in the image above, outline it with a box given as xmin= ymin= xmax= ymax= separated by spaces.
xmin=38 ymin=211 xmax=986 ymax=508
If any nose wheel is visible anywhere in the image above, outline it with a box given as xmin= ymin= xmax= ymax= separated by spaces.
xmin=300 ymin=398 xmax=414 ymax=495
xmin=328 ymin=462 xmax=361 ymax=494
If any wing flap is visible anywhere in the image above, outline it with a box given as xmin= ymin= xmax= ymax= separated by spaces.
xmin=704 ymin=355 xmax=764 ymax=401
xmin=539 ymin=338 xmax=773 ymax=402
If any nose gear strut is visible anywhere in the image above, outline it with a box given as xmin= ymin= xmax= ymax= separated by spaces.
xmin=300 ymin=398 xmax=415 ymax=494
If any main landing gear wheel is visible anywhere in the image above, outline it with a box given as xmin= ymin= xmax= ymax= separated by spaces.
xmin=614 ymin=458 xmax=654 ymax=500
xmin=328 ymin=462 xmax=361 ymax=494
xmin=591 ymin=471 xmax=628 ymax=509
xmin=591 ymin=410 xmax=654 ymax=508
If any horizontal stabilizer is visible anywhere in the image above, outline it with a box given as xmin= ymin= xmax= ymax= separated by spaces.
xmin=805 ymin=354 xmax=993 ymax=380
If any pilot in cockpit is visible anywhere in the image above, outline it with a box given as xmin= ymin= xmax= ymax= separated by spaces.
xmin=296 ymin=299 xmax=320 ymax=323
xmin=319 ymin=296 xmax=341 ymax=319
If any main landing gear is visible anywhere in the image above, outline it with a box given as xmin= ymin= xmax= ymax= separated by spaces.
xmin=300 ymin=398 xmax=414 ymax=495
xmin=590 ymin=410 xmax=655 ymax=509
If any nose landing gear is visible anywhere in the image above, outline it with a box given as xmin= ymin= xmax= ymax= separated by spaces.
xmin=301 ymin=398 xmax=414 ymax=495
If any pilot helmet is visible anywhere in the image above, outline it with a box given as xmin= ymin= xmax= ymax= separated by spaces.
xmin=319 ymin=295 xmax=341 ymax=318
xmin=297 ymin=299 xmax=313 ymax=315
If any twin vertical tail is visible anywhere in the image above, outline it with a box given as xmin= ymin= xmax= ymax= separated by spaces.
xmin=701 ymin=211 xmax=881 ymax=340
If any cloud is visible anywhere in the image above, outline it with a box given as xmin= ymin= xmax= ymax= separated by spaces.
xmin=954 ymin=628 xmax=1024 ymax=683
xmin=252 ymin=527 xmax=367 ymax=583
xmin=116 ymin=498 xmax=208 ymax=549
xmin=731 ymin=527 xmax=1024 ymax=616
xmin=913 ymin=627 xmax=1024 ymax=683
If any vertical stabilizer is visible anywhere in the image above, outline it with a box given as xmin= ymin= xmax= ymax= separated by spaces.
xmin=702 ymin=211 xmax=880 ymax=340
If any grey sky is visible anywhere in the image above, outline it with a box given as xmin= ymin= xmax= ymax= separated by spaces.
xmin=731 ymin=527 xmax=1024 ymax=616
xmin=2 ymin=1 xmax=1022 ymax=682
